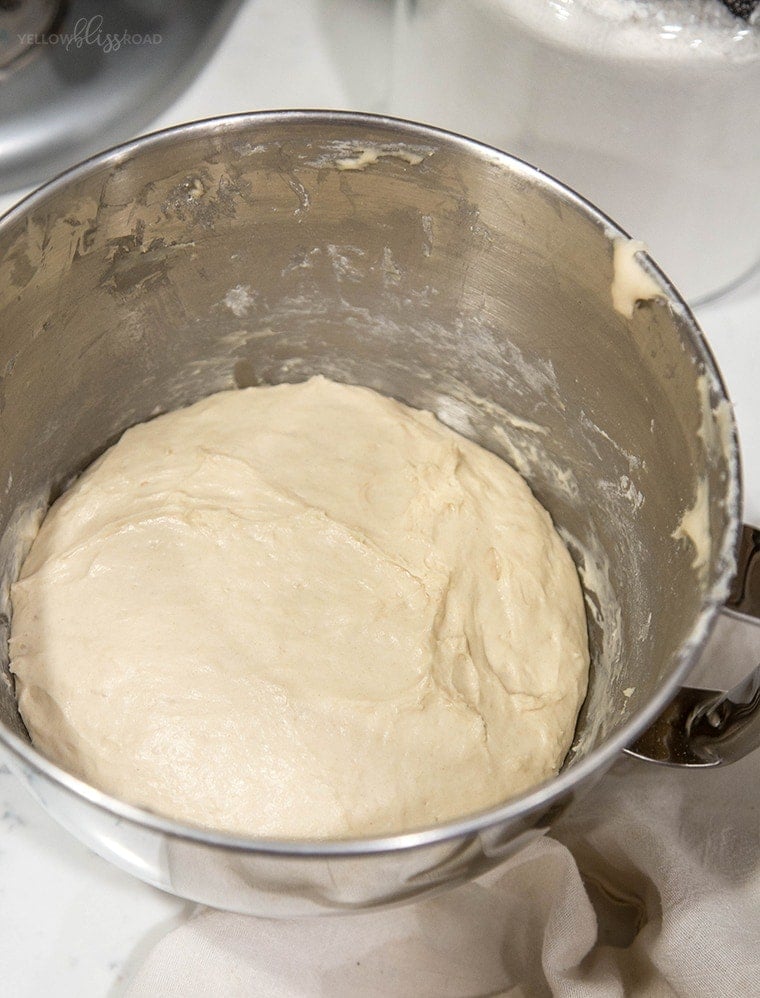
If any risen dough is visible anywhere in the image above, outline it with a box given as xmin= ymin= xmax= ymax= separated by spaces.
xmin=11 ymin=376 xmax=589 ymax=838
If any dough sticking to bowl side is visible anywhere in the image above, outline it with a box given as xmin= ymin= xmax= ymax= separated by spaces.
xmin=10 ymin=376 xmax=589 ymax=839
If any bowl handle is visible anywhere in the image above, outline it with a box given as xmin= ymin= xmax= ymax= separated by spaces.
xmin=625 ymin=524 xmax=760 ymax=768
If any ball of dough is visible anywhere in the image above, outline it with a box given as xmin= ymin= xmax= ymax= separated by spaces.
xmin=10 ymin=376 xmax=589 ymax=838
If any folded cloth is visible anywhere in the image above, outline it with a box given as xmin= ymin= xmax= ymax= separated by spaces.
xmin=126 ymin=619 xmax=760 ymax=998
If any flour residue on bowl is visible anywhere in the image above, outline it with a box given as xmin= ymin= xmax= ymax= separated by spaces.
xmin=611 ymin=238 xmax=667 ymax=318
xmin=0 ymin=499 xmax=47 ymax=738
xmin=672 ymin=477 xmax=711 ymax=578
xmin=303 ymin=139 xmax=434 ymax=173
xmin=335 ymin=147 xmax=425 ymax=171
xmin=671 ymin=369 xmax=738 ymax=588
xmin=223 ymin=284 xmax=256 ymax=318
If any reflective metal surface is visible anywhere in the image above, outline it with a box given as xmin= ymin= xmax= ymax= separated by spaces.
xmin=628 ymin=523 xmax=760 ymax=767
xmin=0 ymin=0 xmax=244 ymax=192
xmin=627 ymin=664 xmax=760 ymax=768
xmin=0 ymin=0 xmax=60 ymax=71
xmin=727 ymin=524 xmax=760 ymax=619
xmin=0 ymin=112 xmax=744 ymax=915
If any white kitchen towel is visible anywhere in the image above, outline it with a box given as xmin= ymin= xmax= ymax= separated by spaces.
xmin=126 ymin=621 xmax=760 ymax=997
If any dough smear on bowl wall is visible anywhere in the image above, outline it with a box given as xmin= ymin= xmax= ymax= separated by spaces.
xmin=9 ymin=375 xmax=589 ymax=839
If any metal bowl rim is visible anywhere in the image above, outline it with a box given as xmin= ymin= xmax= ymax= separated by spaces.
xmin=0 ymin=108 xmax=743 ymax=856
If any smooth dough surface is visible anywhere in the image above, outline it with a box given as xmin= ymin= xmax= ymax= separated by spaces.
xmin=11 ymin=376 xmax=589 ymax=838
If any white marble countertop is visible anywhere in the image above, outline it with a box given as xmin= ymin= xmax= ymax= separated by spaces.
xmin=1 ymin=1 xmax=758 ymax=995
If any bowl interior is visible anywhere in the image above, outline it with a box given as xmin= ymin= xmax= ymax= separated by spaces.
xmin=0 ymin=113 xmax=739 ymax=818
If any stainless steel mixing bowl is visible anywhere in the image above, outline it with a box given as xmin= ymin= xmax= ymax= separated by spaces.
xmin=0 ymin=111 xmax=757 ymax=916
